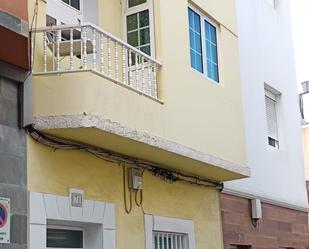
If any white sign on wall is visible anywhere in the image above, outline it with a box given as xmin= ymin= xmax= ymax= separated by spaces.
xmin=69 ymin=189 xmax=84 ymax=208
xmin=0 ymin=197 xmax=10 ymax=244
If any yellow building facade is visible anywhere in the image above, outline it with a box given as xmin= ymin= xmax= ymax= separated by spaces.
xmin=27 ymin=0 xmax=249 ymax=248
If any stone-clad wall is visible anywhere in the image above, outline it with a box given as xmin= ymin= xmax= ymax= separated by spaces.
xmin=0 ymin=76 xmax=27 ymax=249
xmin=221 ymin=193 xmax=309 ymax=249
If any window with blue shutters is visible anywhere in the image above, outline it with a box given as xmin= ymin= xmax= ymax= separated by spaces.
xmin=188 ymin=7 xmax=219 ymax=83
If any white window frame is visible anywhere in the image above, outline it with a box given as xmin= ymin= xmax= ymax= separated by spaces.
xmin=265 ymin=88 xmax=280 ymax=149
xmin=123 ymin=0 xmax=156 ymax=57
xmin=46 ymin=225 xmax=84 ymax=249
xmin=144 ymin=214 xmax=196 ymax=249
xmin=29 ymin=192 xmax=116 ymax=249
xmin=188 ymin=4 xmax=221 ymax=84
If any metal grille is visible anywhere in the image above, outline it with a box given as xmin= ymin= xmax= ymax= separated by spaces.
xmin=153 ymin=232 xmax=187 ymax=249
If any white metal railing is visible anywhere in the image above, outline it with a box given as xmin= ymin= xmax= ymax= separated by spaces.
xmin=31 ymin=23 xmax=162 ymax=99
xmin=153 ymin=232 xmax=188 ymax=249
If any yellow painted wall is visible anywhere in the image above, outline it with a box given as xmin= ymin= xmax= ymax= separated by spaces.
xmin=29 ymin=0 xmax=246 ymax=168
xmin=28 ymin=138 xmax=224 ymax=249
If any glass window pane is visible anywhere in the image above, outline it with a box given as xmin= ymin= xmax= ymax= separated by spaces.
xmin=140 ymin=45 xmax=151 ymax=55
xmin=139 ymin=10 xmax=149 ymax=27
xmin=188 ymin=8 xmax=203 ymax=73
xmin=46 ymin=15 xmax=57 ymax=26
xmin=127 ymin=14 xmax=138 ymax=31
xmin=128 ymin=0 xmax=146 ymax=8
xmin=71 ymin=0 xmax=80 ymax=10
xmin=194 ymin=12 xmax=201 ymax=31
xmin=127 ymin=31 xmax=139 ymax=47
xmin=47 ymin=229 xmax=83 ymax=248
xmin=190 ymin=49 xmax=195 ymax=69
xmin=207 ymin=60 xmax=219 ymax=82
xmin=189 ymin=30 xmax=195 ymax=49
xmin=191 ymin=50 xmax=203 ymax=73
xmin=140 ymin=28 xmax=150 ymax=45
xmin=205 ymin=21 xmax=219 ymax=82
xmin=205 ymin=21 xmax=217 ymax=44
xmin=196 ymin=53 xmax=203 ymax=72
xmin=194 ymin=33 xmax=201 ymax=52
xmin=61 ymin=0 xmax=70 ymax=5
xmin=211 ymin=44 xmax=218 ymax=63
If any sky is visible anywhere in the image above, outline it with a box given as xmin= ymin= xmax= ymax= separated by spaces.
xmin=290 ymin=0 xmax=309 ymax=91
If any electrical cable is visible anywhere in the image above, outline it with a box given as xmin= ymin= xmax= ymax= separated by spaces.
xmin=135 ymin=168 xmax=145 ymax=207
xmin=25 ymin=125 xmax=223 ymax=189
xmin=123 ymin=163 xmax=132 ymax=214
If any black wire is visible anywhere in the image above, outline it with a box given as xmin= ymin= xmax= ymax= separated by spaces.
xmin=25 ymin=125 xmax=223 ymax=189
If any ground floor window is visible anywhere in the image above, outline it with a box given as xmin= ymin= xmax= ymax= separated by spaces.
xmin=145 ymin=215 xmax=195 ymax=249
xmin=47 ymin=226 xmax=83 ymax=248
xmin=153 ymin=231 xmax=188 ymax=249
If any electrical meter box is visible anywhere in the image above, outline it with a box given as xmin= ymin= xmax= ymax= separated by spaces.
xmin=128 ymin=168 xmax=143 ymax=190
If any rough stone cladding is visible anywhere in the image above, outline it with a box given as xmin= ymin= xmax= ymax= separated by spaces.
xmin=221 ymin=193 xmax=309 ymax=249
xmin=0 ymin=76 xmax=27 ymax=249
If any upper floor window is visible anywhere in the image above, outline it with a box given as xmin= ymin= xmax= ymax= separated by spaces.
xmin=265 ymin=89 xmax=279 ymax=148
xmin=124 ymin=0 xmax=154 ymax=56
xmin=188 ymin=7 xmax=219 ymax=83
xmin=61 ymin=0 xmax=80 ymax=11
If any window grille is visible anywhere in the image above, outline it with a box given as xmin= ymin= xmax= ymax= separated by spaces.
xmin=153 ymin=231 xmax=188 ymax=249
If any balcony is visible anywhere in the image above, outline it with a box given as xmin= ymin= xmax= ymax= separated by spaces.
xmin=30 ymin=22 xmax=250 ymax=182
xmin=31 ymin=23 xmax=161 ymax=100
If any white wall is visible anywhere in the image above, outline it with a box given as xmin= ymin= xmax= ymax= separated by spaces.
xmin=290 ymin=0 xmax=309 ymax=91
xmin=225 ymin=0 xmax=308 ymax=208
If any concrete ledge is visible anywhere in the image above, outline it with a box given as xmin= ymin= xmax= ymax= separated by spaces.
xmin=33 ymin=114 xmax=250 ymax=177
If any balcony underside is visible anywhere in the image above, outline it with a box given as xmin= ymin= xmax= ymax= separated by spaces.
xmin=33 ymin=114 xmax=250 ymax=182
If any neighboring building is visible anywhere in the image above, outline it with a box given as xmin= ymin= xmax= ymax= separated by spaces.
xmin=300 ymin=82 xmax=309 ymax=196
xmin=221 ymin=1 xmax=309 ymax=249
xmin=27 ymin=0 xmax=249 ymax=249
xmin=0 ymin=1 xmax=30 ymax=249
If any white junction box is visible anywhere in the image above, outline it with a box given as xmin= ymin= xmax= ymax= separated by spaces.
xmin=251 ymin=198 xmax=262 ymax=219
